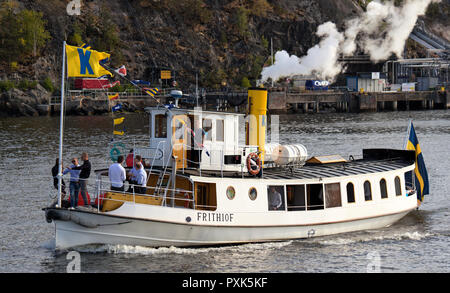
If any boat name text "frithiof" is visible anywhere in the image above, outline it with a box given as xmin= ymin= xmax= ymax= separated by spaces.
xmin=197 ymin=212 xmax=234 ymax=222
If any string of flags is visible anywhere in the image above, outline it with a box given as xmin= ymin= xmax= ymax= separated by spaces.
xmin=143 ymin=87 xmax=160 ymax=97
xmin=108 ymin=93 xmax=119 ymax=101
xmin=112 ymin=103 xmax=123 ymax=112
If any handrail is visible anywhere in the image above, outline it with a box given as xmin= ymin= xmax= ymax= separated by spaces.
xmin=97 ymin=187 xmax=195 ymax=210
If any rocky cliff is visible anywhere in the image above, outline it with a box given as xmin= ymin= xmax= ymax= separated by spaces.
xmin=0 ymin=0 xmax=448 ymax=117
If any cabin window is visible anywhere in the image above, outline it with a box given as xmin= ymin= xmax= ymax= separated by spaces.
xmin=203 ymin=119 xmax=212 ymax=141
xmin=325 ymin=183 xmax=342 ymax=208
xmin=346 ymin=182 xmax=355 ymax=203
xmin=364 ymin=181 xmax=372 ymax=201
xmin=216 ymin=119 xmax=224 ymax=142
xmin=287 ymin=185 xmax=306 ymax=211
xmin=380 ymin=179 xmax=388 ymax=199
xmin=155 ymin=114 xmax=167 ymax=138
xmin=306 ymin=184 xmax=324 ymax=210
xmin=268 ymin=185 xmax=285 ymax=211
xmin=195 ymin=182 xmax=217 ymax=211
xmin=404 ymin=171 xmax=414 ymax=190
xmin=395 ymin=176 xmax=402 ymax=196
xmin=249 ymin=187 xmax=257 ymax=201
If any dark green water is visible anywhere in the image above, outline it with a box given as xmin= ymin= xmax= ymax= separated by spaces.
xmin=1 ymin=110 xmax=449 ymax=272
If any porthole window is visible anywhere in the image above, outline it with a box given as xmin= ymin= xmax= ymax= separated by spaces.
xmin=226 ymin=186 xmax=235 ymax=200
xmin=249 ymin=187 xmax=257 ymax=201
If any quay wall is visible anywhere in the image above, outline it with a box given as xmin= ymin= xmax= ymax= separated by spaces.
xmin=267 ymin=90 xmax=449 ymax=114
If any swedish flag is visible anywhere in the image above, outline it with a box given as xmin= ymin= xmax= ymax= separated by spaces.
xmin=405 ymin=122 xmax=429 ymax=203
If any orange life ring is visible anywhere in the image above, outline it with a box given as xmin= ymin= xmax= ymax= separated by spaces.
xmin=247 ymin=152 xmax=261 ymax=176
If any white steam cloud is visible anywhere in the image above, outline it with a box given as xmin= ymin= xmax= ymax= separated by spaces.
xmin=260 ymin=0 xmax=442 ymax=83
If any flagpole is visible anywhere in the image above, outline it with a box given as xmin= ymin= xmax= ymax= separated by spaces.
xmin=403 ymin=119 xmax=412 ymax=149
xmin=57 ymin=41 xmax=67 ymax=208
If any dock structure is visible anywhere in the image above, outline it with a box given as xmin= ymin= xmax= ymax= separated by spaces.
xmin=38 ymin=88 xmax=449 ymax=115
xmin=267 ymin=89 xmax=449 ymax=113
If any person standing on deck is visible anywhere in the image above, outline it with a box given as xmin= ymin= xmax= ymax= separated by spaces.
xmin=268 ymin=186 xmax=283 ymax=210
xmin=133 ymin=161 xmax=147 ymax=195
xmin=70 ymin=152 xmax=91 ymax=206
xmin=109 ymin=155 xmax=126 ymax=192
xmin=127 ymin=155 xmax=142 ymax=192
xmin=52 ymin=158 xmax=66 ymax=197
xmin=63 ymin=158 xmax=81 ymax=208
xmin=126 ymin=149 xmax=134 ymax=168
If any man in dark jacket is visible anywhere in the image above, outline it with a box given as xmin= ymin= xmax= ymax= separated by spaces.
xmin=70 ymin=152 xmax=91 ymax=206
xmin=51 ymin=158 xmax=66 ymax=196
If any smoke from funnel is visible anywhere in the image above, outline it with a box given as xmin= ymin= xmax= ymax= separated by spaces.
xmin=260 ymin=0 xmax=442 ymax=84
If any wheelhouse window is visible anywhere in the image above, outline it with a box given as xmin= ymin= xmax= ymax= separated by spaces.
xmin=364 ymin=181 xmax=372 ymax=201
xmin=325 ymin=183 xmax=342 ymax=208
xmin=155 ymin=114 xmax=167 ymax=138
xmin=395 ymin=176 xmax=402 ymax=196
xmin=268 ymin=185 xmax=285 ymax=211
xmin=346 ymin=182 xmax=355 ymax=203
xmin=287 ymin=185 xmax=306 ymax=211
xmin=306 ymin=184 xmax=324 ymax=210
xmin=203 ymin=119 xmax=212 ymax=141
xmin=216 ymin=119 xmax=224 ymax=142
xmin=380 ymin=179 xmax=388 ymax=199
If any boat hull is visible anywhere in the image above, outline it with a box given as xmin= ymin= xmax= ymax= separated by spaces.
xmin=52 ymin=208 xmax=413 ymax=249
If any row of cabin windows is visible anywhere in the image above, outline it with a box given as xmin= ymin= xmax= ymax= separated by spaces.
xmin=268 ymin=176 xmax=403 ymax=211
xmin=359 ymin=176 xmax=402 ymax=202
xmin=152 ymin=114 xmax=225 ymax=142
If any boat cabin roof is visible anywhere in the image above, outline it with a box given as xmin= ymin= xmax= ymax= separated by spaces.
xmin=179 ymin=157 xmax=413 ymax=180
xmin=144 ymin=106 xmax=245 ymax=117
xmin=181 ymin=149 xmax=416 ymax=179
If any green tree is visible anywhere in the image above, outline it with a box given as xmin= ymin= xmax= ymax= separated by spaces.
xmin=69 ymin=22 xmax=84 ymax=46
xmin=241 ymin=77 xmax=251 ymax=88
xmin=0 ymin=2 xmax=22 ymax=62
xmin=17 ymin=9 xmax=50 ymax=57
xmin=261 ymin=36 xmax=269 ymax=50
xmin=249 ymin=0 xmax=272 ymax=17
xmin=0 ymin=3 xmax=50 ymax=62
xmin=234 ymin=6 xmax=249 ymax=38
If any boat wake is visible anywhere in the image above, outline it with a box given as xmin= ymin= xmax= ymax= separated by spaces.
xmin=67 ymin=240 xmax=294 ymax=256
xmin=302 ymin=230 xmax=433 ymax=246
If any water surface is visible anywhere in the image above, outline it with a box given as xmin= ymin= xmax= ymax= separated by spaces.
xmin=0 ymin=110 xmax=449 ymax=272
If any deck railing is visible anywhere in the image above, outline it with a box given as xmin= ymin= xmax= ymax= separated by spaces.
xmin=93 ymin=176 xmax=195 ymax=212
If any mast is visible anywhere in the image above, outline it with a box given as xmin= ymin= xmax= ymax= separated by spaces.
xmin=57 ymin=41 xmax=67 ymax=208
xmin=403 ymin=119 xmax=412 ymax=149
xmin=271 ymin=37 xmax=274 ymax=88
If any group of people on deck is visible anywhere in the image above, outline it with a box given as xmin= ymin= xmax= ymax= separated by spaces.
xmin=109 ymin=154 xmax=147 ymax=194
xmin=51 ymin=152 xmax=92 ymax=209
xmin=52 ymin=151 xmax=148 ymax=209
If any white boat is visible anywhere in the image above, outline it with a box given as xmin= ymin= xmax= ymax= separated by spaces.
xmin=45 ymin=87 xmax=421 ymax=250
